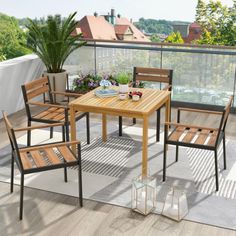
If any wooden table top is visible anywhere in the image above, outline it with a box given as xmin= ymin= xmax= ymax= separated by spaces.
xmin=70 ymin=87 xmax=170 ymax=117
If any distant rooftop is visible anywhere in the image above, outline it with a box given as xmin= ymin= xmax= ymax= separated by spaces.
xmin=74 ymin=9 xmax=150 ymax=42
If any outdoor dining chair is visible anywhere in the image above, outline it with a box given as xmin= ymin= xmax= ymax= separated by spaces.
xmin=162 ymin=96 xmax=233 ymax=191
xmin=2 ymin=111 xmax=83 ymax=220
xmin=118 ymin=67 xmax=173 ymax=142
xmin=21 ymin=76 xmax=90 ymax=146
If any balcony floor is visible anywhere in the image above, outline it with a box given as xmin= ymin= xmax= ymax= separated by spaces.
xmin=1 ymin=108 xmax=236 ymax=235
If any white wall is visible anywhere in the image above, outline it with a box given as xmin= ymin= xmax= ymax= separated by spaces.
xmin=0 ymin=54 xmax=44 ymax=119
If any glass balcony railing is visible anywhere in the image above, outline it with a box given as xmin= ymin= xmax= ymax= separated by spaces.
xmin=64 ymin=40 xmax=236 ymax=109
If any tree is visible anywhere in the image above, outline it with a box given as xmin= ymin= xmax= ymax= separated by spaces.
xmin=150 ymin=34 xmax=161 ymax=42
xmin=0 ymin=13 xmax=31 ymax=60
xmin=164 ymin=32 xmax=184 ymax=44
xmin=195 ymin=0 xmax=236 ymax=46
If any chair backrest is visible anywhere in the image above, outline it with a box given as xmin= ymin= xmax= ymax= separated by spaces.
xmin=133 ymin=67 xmax=173 ymax=90
xmin=220 ymin=95 xmax=234 ymax=132
xmin=22 ymin=76 xmax=52 ymax=102
xmin=2 ymin=111 xmax=23 ymax=169
xmin=21 ymin=77 xmax=53 ymax=117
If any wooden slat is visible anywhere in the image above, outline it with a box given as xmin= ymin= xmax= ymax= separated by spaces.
xmin=20 ymin=152 xmax=33 ymax=169
xmin=178 ymin=107 xmax=223 ymax=115
xmin=194 ymin=129 xmax=211 ymax=145
xmin=24 ymin=77 xmax=48 ymax=90
xmin=44 ymin=148 xmax=62 ymax=165
xmin=207 ymin=131 xmax=218 ymax=146
xmin=135 ymin=67 xmax=171 ymax=75
xmin=168 ymin=126 xmax=186 ymax=141
xmin=52 ymin=113 xmax=65 ymax=121
xmin=136 ymin=75 xmax=170 ymax=83
xmin=34 ymin=108 xmax=63 ymax=120
xmin=30 ymin=150 xmax=47 ymax=167
xmin=182 ymin=128 xmax=198 ymax=143
xmin=15 ymin=122 xmax=63 ymax=132
xmin=2 ymin=112 xmax=14 ymax=143
xmin=57 ymin=146 xmax=76 ymax=162
xmin=165 ymin=122 xmax=219 ymax=131
xmin=42 ymin=109 xmax=65 ymax=120
xmin=27 ymin=85 xmax=50 ymax=100
xmin=28 ymin=101 xmax=66 ymax=109
xmin=20 ymin=141 xmax=80 ymax=152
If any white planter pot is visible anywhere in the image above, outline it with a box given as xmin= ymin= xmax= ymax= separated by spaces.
xmin=119 ymin=84 xmax=129 ymax=93
xmin=44 ymin=70 xmax=67 ymax=102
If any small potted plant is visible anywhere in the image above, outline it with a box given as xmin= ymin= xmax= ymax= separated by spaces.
xmin=116 ymin=72 xmax=130 ymax=93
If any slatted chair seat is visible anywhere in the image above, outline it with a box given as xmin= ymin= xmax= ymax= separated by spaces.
xmin=2 ymin=111 xmax=83 ymax=220
xmin=33 ymin=108 xmax=85 ymax=123
xmin=162 ymin=96 xmax=233 ymax=192
xmin=22 ymin=76 xmax=90 ymax=145
xmin=19 ymin=145 xmax=77 ymax=171
xmin=168 ymin=126 xmax=219 ymax=148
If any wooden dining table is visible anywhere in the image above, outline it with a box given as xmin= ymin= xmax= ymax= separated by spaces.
xmin=69 ymin=87 xmax=171 ymax=177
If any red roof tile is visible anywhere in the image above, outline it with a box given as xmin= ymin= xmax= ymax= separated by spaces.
xmin=114 ymin=25 xmax=130 ymax=35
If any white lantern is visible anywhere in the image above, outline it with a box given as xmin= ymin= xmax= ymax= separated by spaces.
xmin=162 ymin=187 xmax=188 ymax=221
xmin=131 ymin=175 xmax=156 ymax=215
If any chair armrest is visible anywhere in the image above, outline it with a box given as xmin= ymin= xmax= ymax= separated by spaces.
xmin=19 ymin=140 xmax=80 ymax=152
xmin=177 ymin=107 xmax=222 ymax=115
xmin=27 ymin=101 xmax=67 ymax=109
xmin=163 ymin=84 xmax=172 ymax=91
xmin=14 ymin=123 xmax=64 ymax=132
xmin=164 ymin=122 xmax=219 ymax=131
xmin=51 ymin=91 xmax=84 ymax=97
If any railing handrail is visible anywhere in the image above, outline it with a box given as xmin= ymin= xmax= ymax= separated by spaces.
xmin=81 ymin=39 xmax=236 ymax=56
xmin=82 ymin=38 xmax=236 ymax=50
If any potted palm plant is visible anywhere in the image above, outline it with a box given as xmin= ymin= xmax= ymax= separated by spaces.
xmin=26 ymin=12 xmax=85 ymax=100
xmin=116 ymin=72 xmax=131 ymax=93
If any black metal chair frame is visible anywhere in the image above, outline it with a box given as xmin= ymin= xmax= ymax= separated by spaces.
xmin=118 ymin=66 xmax=173 ymax=142
xmin=2 ymin=112 xmax=83 ymax=220
xmin=163 ymin=96 xmax=233 ymax=191
xmin=21 ymin=77 xmax=90 ymax=146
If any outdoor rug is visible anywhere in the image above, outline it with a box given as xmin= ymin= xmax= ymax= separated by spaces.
xmin=0 ymin=123 xmax=236 ymax=230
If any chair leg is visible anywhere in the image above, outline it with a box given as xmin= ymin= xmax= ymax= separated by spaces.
xmin=50 ymin=127 xmax=54 ymax=139
xmin=163 ymin=141 xmax=167 ymax=182
xmin=223 ymin=135 xmax=226 ymax=169
xmin=175 ymin=145 xmax=179 ymax=162
xmin=65 ymin=123 xmax=70 ymax=142
xmin=19 ymin=174 xmax=24 ymax=220
xmin=133 ymin=118 xmax=136 ymax=125
xmin=119 ymin=116 xmax=122 ymax=136
xmin=86 ymin=113 xmax=90 ymax=144
xmin=214 ymin=150 xmax=219 ymax=192
xmin=10 ymin=152 xmax=14 ymax=193
xmin=27 ymin=120 xmax=31 ymax=146
xmin=156 ymin=109 xmax=161 ymax=142
xmin=64 ymin=167 xmax=68 ymax=183
xmin=78 ymin=143 xmax=83 ymax=207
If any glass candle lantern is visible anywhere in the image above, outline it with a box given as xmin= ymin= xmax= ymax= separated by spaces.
xmin=162 ymin=187 xmax=188 ymax=221
xmin=131 ymin=175 xmax=156 ymax=215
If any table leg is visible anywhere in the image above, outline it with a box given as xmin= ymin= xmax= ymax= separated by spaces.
xmin=102 ymin=114 xmax=107 ymax=142
xmin=142 ymin=116 xmax=148 ymax=177
xmin=165 ymin=95 xmax=171 ymax=150
xmin=165 ymin=94 xmax=171 ymax=130
xmin=70 ymin=105 xmax=76 ymax=154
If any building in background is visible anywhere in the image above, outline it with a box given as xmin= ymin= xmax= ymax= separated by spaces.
xmin=172 ymin=22 xmax=201 ymax=43
xmin=70 ymin=9 xmax=150 ymax=73
xmin=75 ymin=9 xmax=149 ymax=42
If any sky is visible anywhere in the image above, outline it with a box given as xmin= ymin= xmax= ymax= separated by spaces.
xmin=0 ymin=0 xmax=234 ymax=22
